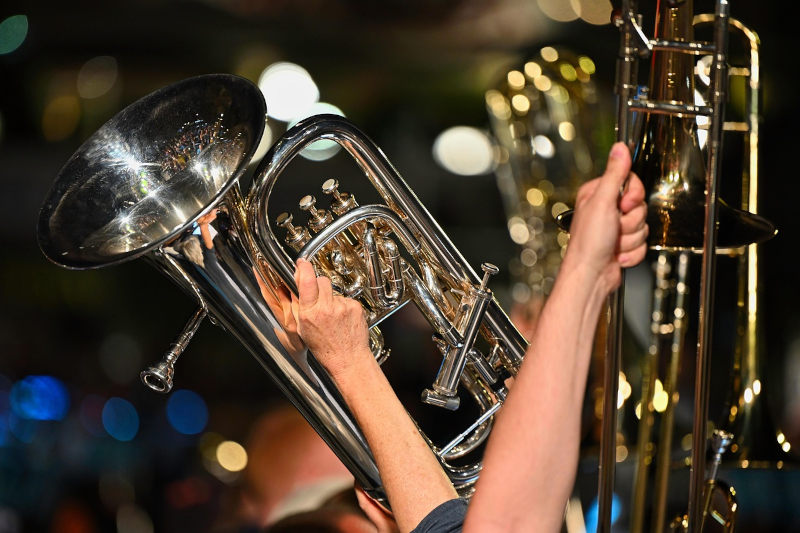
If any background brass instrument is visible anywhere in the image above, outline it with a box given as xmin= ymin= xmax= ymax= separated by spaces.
xmin=36 ymin=73 xmax=529 ymax=505
xmin=485 ymin=46 xmax=611 ymax=313
xmin=555 ymin=1 xmax=779 ymax=531
xmin=485 ymin=46 xmax=627 ymax=531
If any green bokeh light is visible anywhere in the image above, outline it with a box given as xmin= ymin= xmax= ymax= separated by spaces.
xmin=0 ymin=15 xmax=29 ymax=55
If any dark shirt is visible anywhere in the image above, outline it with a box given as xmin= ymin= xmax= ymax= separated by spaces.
xmin=411 ymin=498 xmax=467 ymax=533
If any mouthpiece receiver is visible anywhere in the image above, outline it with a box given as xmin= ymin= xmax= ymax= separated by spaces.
xmin=141 ymin=361 xmax=175 ymax=393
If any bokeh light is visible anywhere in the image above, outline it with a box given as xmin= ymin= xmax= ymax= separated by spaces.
xmin=216 ymin=440 xmax=248 ymax=472
xmin=102 ymin=397 xmax=139 ymax=442
xmin=0 ymin=15 xmax=28 ymax=55
xmin=166 ymin=389 xmax=208 ymax=435
xmin=10 ymin=375 xmax=70 ymax=421
xmin=507 ymin=216 xmax=530 ymax=244
xmin=532 ymin=134 xmax=556 ymax=158
xmin=287 ymin=102 xmax=346 ymax=161
xmin=571 ymin=0 xmax=614 ymax=25
xmin=537 ymin=0 xmax=579 ymax=23
xmin=258 ymin=62 xmax=320 ymax=122
xmin=433 ymin=126 xmax=495 ymax=176
xmin=249 ymin=118 xmax=274 ymax=166
xmin=584 ymin=492 xmax=622 ymax=533
xmin=77 ymin=56 xmax=119 ymax=99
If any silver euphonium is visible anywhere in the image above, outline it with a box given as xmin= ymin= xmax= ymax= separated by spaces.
xmin=36 ymin=74 xmax=528 ymax=505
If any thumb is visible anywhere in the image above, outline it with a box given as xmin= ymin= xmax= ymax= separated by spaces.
xmin=295 ymin=258 xmax=319 ymax=306
xmin=599 ymin=142 xmax=632 ymax=199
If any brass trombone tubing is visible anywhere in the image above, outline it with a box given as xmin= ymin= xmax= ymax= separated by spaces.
xmin=605 ymin=2 xmax=732 ymax=531
xmin=653 ymin=252 xmax=691 ymax=530
xmin=630 ymin=252 xmax=672 ymax=533
xmin=696 ymin=15 xmax=764 ymax=472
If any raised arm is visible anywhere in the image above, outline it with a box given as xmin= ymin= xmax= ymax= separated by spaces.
xmin=292 ymin=258 xmax=459 ymax=533
xmin=463 ymin=142 xmax=648 ymax=532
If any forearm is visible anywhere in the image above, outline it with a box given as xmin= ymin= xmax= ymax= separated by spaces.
xmin=464 ymin=262 xmax=608 ymax=532
xmin=333 ymin=350 xmax=459 ymax=533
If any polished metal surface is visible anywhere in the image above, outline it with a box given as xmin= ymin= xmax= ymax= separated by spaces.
xmin=36 ymin=76 xmax=530 ymax=505
xmin=37 ymin=74 xmax=266 ymax=269
xmin=248 ymin=113 xmax=529 ymax=490
xmin=592 ymin=1 xmax=769 ymax=532
xmin=486 ymin=47 xmax=605 ymax=307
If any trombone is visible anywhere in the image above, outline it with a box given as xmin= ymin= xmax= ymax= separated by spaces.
xmin=591 ymin=1 xmax=777 ymax=531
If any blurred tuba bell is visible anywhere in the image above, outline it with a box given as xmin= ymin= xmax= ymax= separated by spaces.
xmin=36 ymin=74 xmax=529 ymax=506
xmin=485 ymin=46 xmax=609 ymax=313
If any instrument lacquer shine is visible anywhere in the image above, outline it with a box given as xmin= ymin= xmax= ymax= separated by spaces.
xmin=37 ymin=74 xmax=529 ymax=506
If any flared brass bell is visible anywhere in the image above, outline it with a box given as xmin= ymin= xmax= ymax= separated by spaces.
xmin=554 ymin=119 xmax=777 ymax=251
xmin=554 ymin=183 xmax=776 ymax=251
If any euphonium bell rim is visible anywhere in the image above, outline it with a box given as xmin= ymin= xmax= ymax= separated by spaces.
xmin=36 ymin=73 xmax=266 ymax=270
xmin=555 ymin=200 xmax=777 ymax=252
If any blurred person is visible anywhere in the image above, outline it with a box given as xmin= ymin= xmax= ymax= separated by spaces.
xmin=213 ymin=404 xmax=359 ymax=532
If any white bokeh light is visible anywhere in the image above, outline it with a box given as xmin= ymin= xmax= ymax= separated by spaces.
xmin=532 ymin=134 xmax=556 ymax=158
xmin=433 ymin=126 xmax=495 ymax=176
xmin=287 ymin=102 xmax=346 ymax=161
xmin=258 ymin=62 xmax=320 ymax=122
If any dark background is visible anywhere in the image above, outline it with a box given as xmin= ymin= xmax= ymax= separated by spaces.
xmin=1 ymin=1 xmax=798 ymax=532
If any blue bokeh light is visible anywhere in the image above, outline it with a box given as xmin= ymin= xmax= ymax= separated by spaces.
xmin=166 ymin=389 xmax=208 ymax=435
xmin=584 ymin=492 xmax=622 ymax=533
xmin=102 ymin=397 xmax=139 ymax=442
xmin=10 ymin=375 xmax=70 ymax=421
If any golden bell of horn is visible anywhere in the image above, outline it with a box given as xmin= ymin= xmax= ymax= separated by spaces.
xmin=631 ymin=0 xmax=775 ymax=251
xmin=556 ymin=0 xmax=776 ymax=252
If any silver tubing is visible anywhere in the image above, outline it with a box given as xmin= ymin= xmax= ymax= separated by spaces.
xmin=298 ymin=204 xmax=422 ymax=261
xmin=140 ymin=305 xmax=207 ymax=393
xmin=403 ymin=264 xmax=464 ymax=348
xmin=248 ymin=115 xmax=529 ymax=366
xmin=149 ymin=202 xmax=386 ymax=502
xmin=650 ymin=39 xmax=715 ymax=53
xmin=438 ymin=401 xmax=502 ymax=457
xmin=627 ymin=100 xmax=712 ymax=117
xmin=598 ymin=1 xmax=637 ymax=530
xmin=653 ymin=251 xmax=691 ymax=530
xmin=689 ymin=1 xmax=730 ymax=531
xmin=431 ymin=288 xmax=492 ymax=401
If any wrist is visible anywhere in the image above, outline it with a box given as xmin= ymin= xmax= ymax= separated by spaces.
xmin=553 ymin=259 xmax=610 ymax=312
xmin=324 ymin=347 xmax=380 ymax=389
